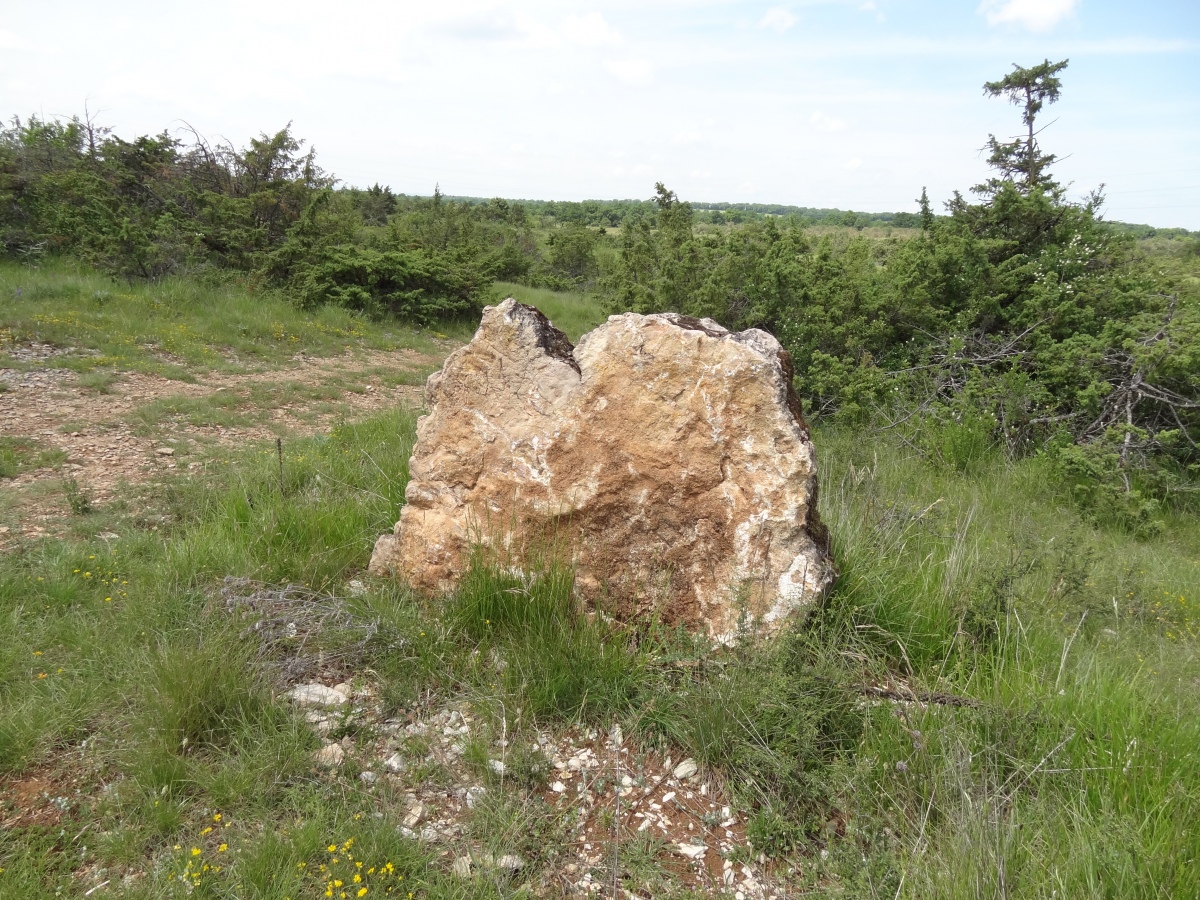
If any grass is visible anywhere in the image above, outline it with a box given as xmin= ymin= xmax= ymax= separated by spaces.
xmin=0 ymin=259 xmax=466 ymax=378
xmin=493 ymin=282 xmax=607 ymax=342
xmin=0 ymin=436 xmax=68 ymax=479
xmin=127 ymin=380 xmax=353 ymax=435
xmin=2 ymin=274 xmax=1199 ymax=897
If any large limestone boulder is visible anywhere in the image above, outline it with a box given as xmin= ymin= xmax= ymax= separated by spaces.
xmin=369 ymin=299 xmax=833 ymax=642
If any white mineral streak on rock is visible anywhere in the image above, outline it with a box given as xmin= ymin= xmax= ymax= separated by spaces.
xmin=369 ymin=299 xmax=834 ymax=642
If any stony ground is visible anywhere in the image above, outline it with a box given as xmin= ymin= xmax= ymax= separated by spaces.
xmin=0 ymin=343 xmax=438 ymax=546
xmin=285 ymin=660 xmax=782 ymax=899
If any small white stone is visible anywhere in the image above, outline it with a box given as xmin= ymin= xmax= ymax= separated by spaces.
xmin=155 ymin=447 xmax=175 ymax=456
xmin=383 ymin=753 xmax=406 ymax=774
xmin=402 ymin=802 xmax=425 ymax=829
xmin=284 ymin=684 xmax=348 ymax=708
xmin=313 ymin=743 xmax=344 ymax=767
xmin=465 ymin=785 xmax=487 ymax=808
xmin=497 ymin=854 xmax=524 ymax=872
xmin=672 ymin=758 xmax=698 ymax=780
xmin=676 ymin=843 xmax=707 ymax=859
xmin=359 ymin=771 xmax=378 ymax=785
xmin=451 ymin=856 xmax=472 ymax=878
xmin=551 ymin=781 xmax=567 ymax=793
xmin=487 ymin=759 xmax=506 ymax=776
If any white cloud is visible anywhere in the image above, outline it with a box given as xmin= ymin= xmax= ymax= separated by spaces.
xmin=979 ymin=0 xmax=1078 ymax=33
xmin=758 ymin=7 xmax=797 ymax=33
xmin=434 ymin=11 xmax=524 ymax=41
xmin=0 ymin=29 xmax=22 ymax=49
xmin=810 ymin=111 xmax=846 ymax=133
xmin=562 ymin=12 xmax=622 ymax=47
xmin=604 ymin=58 xmax=654 ymax=86
xmin=843 ymin=158 xmax=863 ymax=170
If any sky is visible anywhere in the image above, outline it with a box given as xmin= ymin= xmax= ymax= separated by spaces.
xmin=2 ymin=0 xmax=1198 ymax=229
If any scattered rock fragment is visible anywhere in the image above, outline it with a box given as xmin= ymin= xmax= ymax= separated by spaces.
xmin=283 ymin=683 xmax=348 ymax=708
xmin=402 ymin=802 xmax=426 ymax=829
xmin=672 ymin=758 xmax=699 ymax=780
xmin=383 ymin=753 xmax=406 ymax=774
xmin=465 ymin=785 xmax=486 ymax=808
xmin=313 ymin=743 xmax=345 ymax=767
xmin=496 ymin=854 xmax=525 ymax=873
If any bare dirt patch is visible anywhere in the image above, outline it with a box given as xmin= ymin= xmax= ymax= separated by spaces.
xmin=0 ymin=347 xmax=443 ymax=546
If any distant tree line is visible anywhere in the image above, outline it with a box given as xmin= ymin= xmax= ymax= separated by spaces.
xmin=448 ymin=194 xmax=924 ymax=230
xmin=0 ymin=119 xmax=576 ymax=321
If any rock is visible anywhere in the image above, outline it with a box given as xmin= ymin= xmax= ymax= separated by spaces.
xmin=154 ymin=447 xmax=175 ymax=456
xmin=303 ymin=710 xmax=335 ymax=735
xmin=451 ymin=856 xmax=472 ymax=878
xmin=332 ymin=682 xmax=352 ymax=698
xmin=465 ymin=785 xmax=487 ymax=808
xmin=496 ymin=854 xmax=525 ymax=873
xmin=284 ymin=684 xmax=348 ymax=708
xmin=359 ymin=770 xmax=378 ymax=785
xmin=313 ymin=743 xmax=344 ymax=767
xmin=676 ymin=843 xmax=708 ymax=859
xmin=369 ymin=299 xmax=833 ymax=642
xmin=487 ymin=759 xmax=506 ymax=776
xmin=550 ymin=780 xmax=567 ymax=793
xmin=672 ymin=758 xmax=699 ymax=780
xmin=402 ymin=802 xmax=425 ymax=829
xmin=383 ymin=753 xmax=406 ymax=774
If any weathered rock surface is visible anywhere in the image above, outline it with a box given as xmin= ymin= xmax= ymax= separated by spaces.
xmin=369 ymin=298 xmax=833 ymax=642
xmin=283 ymin=683 xmax=349 ymax=708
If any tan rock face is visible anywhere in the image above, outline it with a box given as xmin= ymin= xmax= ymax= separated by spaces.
xmin=370 ymin=299 xmax=833 ymax=642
